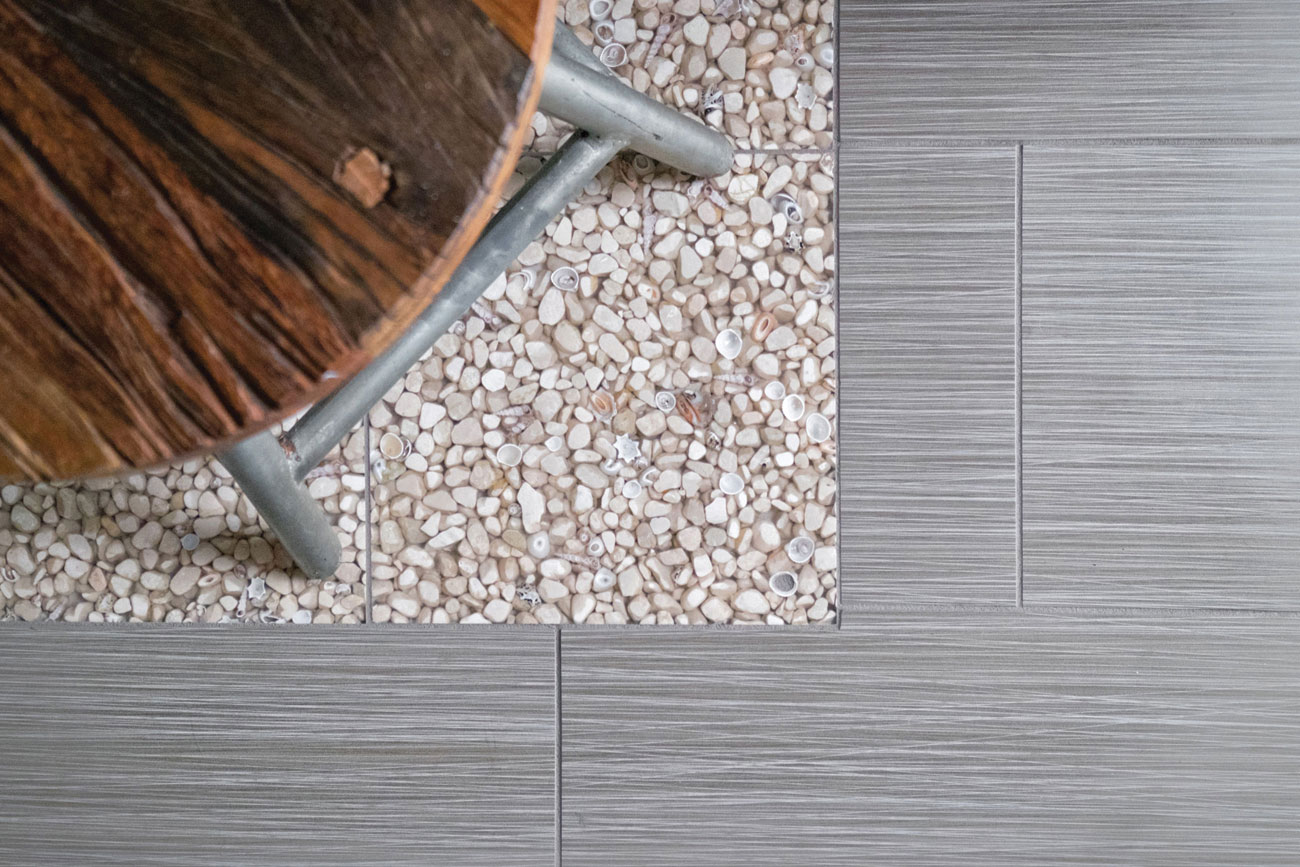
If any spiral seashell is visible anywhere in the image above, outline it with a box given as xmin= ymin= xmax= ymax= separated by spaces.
xmin=599 ymin=43 xmax=627 ymax=68
xmin=771 ymin=192 xmax=804 ymax=224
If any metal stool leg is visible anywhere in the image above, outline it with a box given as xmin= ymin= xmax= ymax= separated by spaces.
xmin=216 ymin=432 xmax=341 ymax=580
xmin=219 ymin=22 xmax=734 ymax=579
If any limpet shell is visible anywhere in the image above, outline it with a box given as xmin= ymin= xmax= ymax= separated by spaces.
xmin=782 ymin=394 xmax=805 ymax=422
xmin=786 ymin=536 xmax=815 ymax=564
xmin=764 ymin=381 xmax=786 ymax=400
xmin=715 ymin=328 xmax=743 ymax=360
xmin=795 ymin=52 xmax=814 ymax=70
xmin=599 ymin=43 xmax=627 ymax=68
xmin=751 ymin=312 xmax=777 ymax=342
xmin=806 ymin=413 xmax=832 ymax=444
xmin=378 ymin=432 xmax=409 ymax=461
xmin=496 ymin=444 xmax=523 ymax=467
xmin=528 ymin=532 xmax=551 ymax=559
xmin=654 ymin=391 xmax=677 ymax=412
xmin=719 ymin=472 xmax=744 ymax=495
xmin=769 ymin=571 xmax=799 ymax=598
xmin=550 ymin=266 xmax=579 ymax=291
xmin=591 ymin=390 xmax=616 ymax=419
xmin=593 ymin=568 xmax=617 ymax=592
xmin=587 ymin=538 xmax=606 ymax=557
xmin=545 ymin=435 xmax=564 ymax=453
xmin=622 ymin=479 xmax=643 ymax=499
xmin=589 ymin=0 xmax=613 ymax=20
xmin=593 ymin=20 xmax=616 ymax=45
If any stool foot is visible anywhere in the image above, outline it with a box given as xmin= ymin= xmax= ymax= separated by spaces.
xmin=217 ymin=432 xmax=341 ymax=580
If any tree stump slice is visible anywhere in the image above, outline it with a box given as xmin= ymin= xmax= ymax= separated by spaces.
xmin=0 ymin=0 xmax=554 ymax=480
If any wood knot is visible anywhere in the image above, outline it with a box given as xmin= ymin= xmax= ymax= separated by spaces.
xmin=334 ymin=146 xmax=391 ymax=208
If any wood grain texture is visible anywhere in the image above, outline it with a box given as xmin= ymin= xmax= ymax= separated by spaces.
xmin=838 ymin=146 xmax=1017 ymax=608
xmin=0 ymin=0 xmax=548 ymax=481
xmin=1022 ymin=147 xmax=1300 ymax=608
xmin=0 ymin=627 xmax=555 ymax=866
xmin=841 ymin=0 xmax=1300 ymax=139
xmin=471 ymin=0 xmax=547 ymax=53
xmin=562 ymin=617 xmax=1300 ymax=865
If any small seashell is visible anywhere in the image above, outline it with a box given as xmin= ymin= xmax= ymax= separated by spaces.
xmin=654 ymin=391 xmax=677 ymax=412
xmin=640 ymin=467 xmax=661 ymax=486
xmin=771 ymin=192 xmax=804 ymax=224
xmin=181 ymin=533 xmax=200 ymax=551
xmin=614 ymin=434 xmax=642 ymax=462
xmin=795 ymin=52 xmax=814 ymax=70
xmin=550 ymin=266 xmax=579 ymax=291
xmin=751 ymin=311 xmax=777 ymax=342
xmin=291 ymin=609 xmax=313 ymax=625
xmin=676 ymin=389 xmax=714 ymax=428
xmin=247 ymin=577 xmax=268 ymax=602
xmin=782 ymin=394 xmax=805 ymax=422
xmin=593 ymin=568 xmax=617 ymax=592
xmin=593 ymin=19 xmax=616 ymax=45
xmin=507 ymin=270 xmax=536 ymax=294
xmin=528 ymin=532 xmax=551 ymax=559
xmin=786 ymin=536 xmax=815 ymax=564
xmin=622 ymin=479 xmax=643 ymax=499
xmin=197 ymin=574 xmax=220 ymax=588
xmin=545 ymin=436 xmax=564 ymax=453
xmin=631 ymin=154 xmax=654 ymax=174
xmin=517 ymin=584 xmax=542 ymax=606
xmin=496 ymin=444 xmax=522 ymax=467
xmin=808 ymin=280 xmax=833 ymax=299
xmin=719 ymin=472 xmax=744 ymax=495
xmin=806 ymin=413 xmax=831 ymax=443
xmin=587 ymin=538 xmax=606 ymax=557
xmin=508 ymin=502 xmax=521 ymax=517
xmin=589 ymin=0 xmax=613 ymax=20
xmin=764 ymin=381 xmax=786 ymax=401
xmin=591 ymin=390 xmax=616 ymax=420
xmin=600 ymin=43 xmax=628 ymax=68
xmin=769 ymin=571 xmax=798 ymax=598
xmin=601 ymin=456 xmax=622 ymax=474
xmin=260 ymin=611 xmax=285 ymax=624
xmin=378 ymin=432 xmax=409 ymax=461
xmin=715 ymin=328 xmax=743 ymax=360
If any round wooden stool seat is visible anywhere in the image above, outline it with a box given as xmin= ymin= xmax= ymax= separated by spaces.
xmin=0 ymin=0 xmax=554 ymax=481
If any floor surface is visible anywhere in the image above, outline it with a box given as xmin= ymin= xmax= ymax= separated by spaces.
xmin=5 ymin=2 xmax=1300 ymax=864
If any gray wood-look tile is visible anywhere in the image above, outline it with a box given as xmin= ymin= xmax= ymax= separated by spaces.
xmin=561 ymin=616 xmax=1300 ymax=866
xmin=839 ymin=146 xmax=1017 ymax=607
xmin=841 ymin=1 xmax=1300 ymax=139
xmin=1021 ymin=147 xmax=1300 ymax=608
xmin=0 ymin=627 xmax=555 ymax=866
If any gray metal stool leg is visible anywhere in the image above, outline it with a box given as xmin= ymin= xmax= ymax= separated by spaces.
xmin=221 ymin=22 xmax=734 ymax=579
xmin=216 ymin=432 xmax=341 ymax=580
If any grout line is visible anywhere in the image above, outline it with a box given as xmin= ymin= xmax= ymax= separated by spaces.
xmin=364 ymin=416 xmax=373 ymax=624
xmin=842 ymin=602 xmax=1300 ymax=619
xmin=834 ymin=136 xmax=1300 ymax=147
xmin=1014 ymin=143 xmax=1024 ymax=608
xmin=554 ymin=628 xmax=563 ymax=867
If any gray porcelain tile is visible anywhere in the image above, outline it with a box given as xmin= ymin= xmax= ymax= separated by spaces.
xmin=841 ymin=0 xmax=1300 ymax=139
xmin=0 ymin=628 xmax=555 ymax=866
xmin=1022 ymin=146 xmax=1300 ymax=608
xmin=839 ymin=147 xmax=1017 ymax=607
xmin=561 ymin=616 xmax=1300 ymax=866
